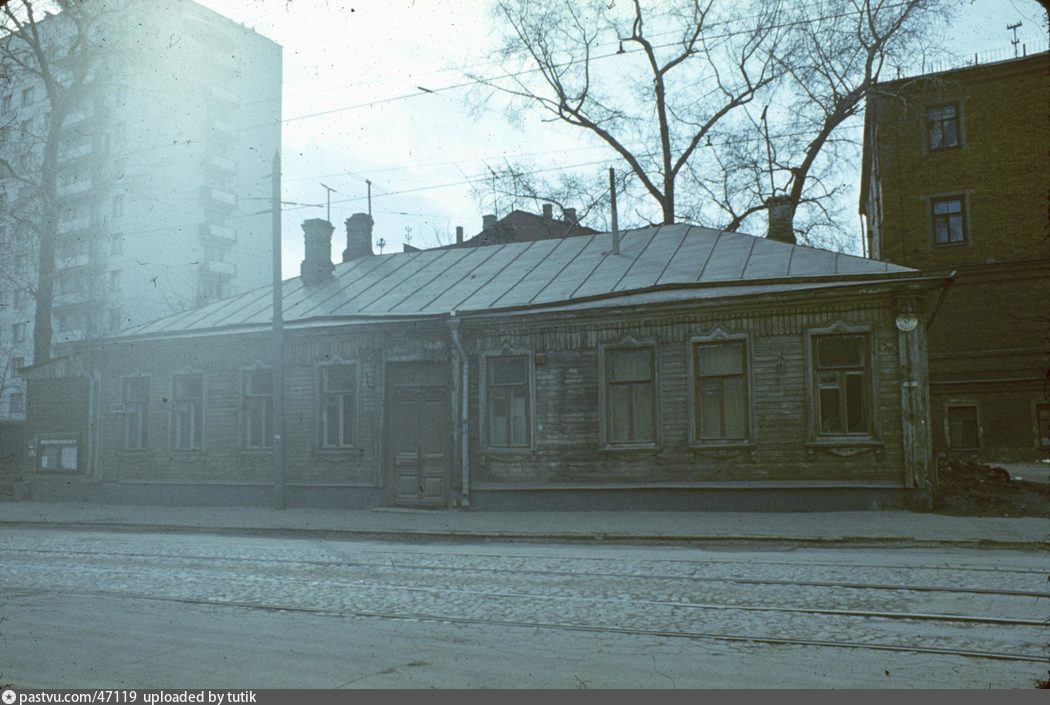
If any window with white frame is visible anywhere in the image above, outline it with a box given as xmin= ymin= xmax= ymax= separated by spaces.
xmin=21 ymin=86 xmax=34 ymax=107
xmin=321 ymin=364 xmax=355 ymax=448
xmin=486 ymin=355 xmax=530 ymax=448
xmin=604 ymin=346 xmax=656 ymax=445
xmin=812 ymin=333 xmax=872 ymax=436
xmin=242 ymin=369 xmax=273 ymax=449
xmin=171 ymin=374 xmax=203 ymax=451
xmin=694 ymin=340 xmax=749 ymax=441
xmin=9 ymin=391 xmax=24 ymax=415
xmin=121 ymin=376 xmax=149 ymax=450
xmin=12 ymin=323 xmax=25 ymax=343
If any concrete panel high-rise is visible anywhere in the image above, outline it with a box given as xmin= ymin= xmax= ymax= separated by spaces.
xmin=0 ymin=0 xmax=282 ymax=422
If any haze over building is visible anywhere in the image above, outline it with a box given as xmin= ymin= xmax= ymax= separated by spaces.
xmin=0 ymin=0 xmax=282 ymax=422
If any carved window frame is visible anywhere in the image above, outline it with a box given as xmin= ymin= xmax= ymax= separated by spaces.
xmin=687 ymin=327 xmax=753 ymax=449
xmin=479 ymin=344 xmax=536 ymax=454
xmin=598 ymin=337 xmax=659 ymax=450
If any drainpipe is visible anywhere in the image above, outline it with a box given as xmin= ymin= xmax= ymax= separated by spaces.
xmin=447 ymin=314 xmax=470 ymax=508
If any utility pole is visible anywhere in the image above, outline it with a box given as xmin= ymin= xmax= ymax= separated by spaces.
xmin=320 ymin=182 xmax=336 ymax=223
xmin=609 ymin=167 xmax=620 ymax=255
xmin=271 ymin=151 xmax=286 ymax=510
xmin=1007 ymin=22 xmax=1023 ymax=57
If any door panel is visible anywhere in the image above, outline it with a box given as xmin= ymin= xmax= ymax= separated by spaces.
xmin=387 ymin=364 xmax=450 ymax=507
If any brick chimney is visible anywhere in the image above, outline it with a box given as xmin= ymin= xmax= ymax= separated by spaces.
xmin=766 ymin=195 xmax=796 ymax=244
xmin=482 ymin=214 xmax=497 ymax=231
xmin=300 ymin=218 xmax=334 ymax=285
xmin=563 ymin=207 xmax=577 ymax=225
xmin=455 ymin=226 xmax=464 ymax=245
xmin=343 ymin=212 xmax=374 ymax=261
xmin=542 ymin=203 xmax=553 ymax=219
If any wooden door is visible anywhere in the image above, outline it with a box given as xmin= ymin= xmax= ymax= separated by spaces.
xmin=386 ymin=363 xmax=450 ymax=508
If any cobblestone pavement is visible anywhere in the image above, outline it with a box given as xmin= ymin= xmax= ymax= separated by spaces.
xmin=1 ymin=528 xmax=1046 ymax=688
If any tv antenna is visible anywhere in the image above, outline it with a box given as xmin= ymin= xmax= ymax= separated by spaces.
xmin=320 ymin=183 xmax=337 ymax=222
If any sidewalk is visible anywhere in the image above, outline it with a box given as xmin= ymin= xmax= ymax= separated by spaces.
xmin=1 ymin=500 xmax=1047 ymax=548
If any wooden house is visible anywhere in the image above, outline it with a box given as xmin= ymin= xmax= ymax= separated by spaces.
xmin=20 ymin=215 xmax=947 ymax=509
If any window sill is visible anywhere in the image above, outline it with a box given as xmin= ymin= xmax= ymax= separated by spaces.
xmin=806 ymin=438 xmax=883 ymax=460
xmin=688 ymin=442 xmax=754 ymax=459
xmin=482 ymin=446 xmax=536 ymax=456
xmin=599 ymin=443 xmax=660 ymax=454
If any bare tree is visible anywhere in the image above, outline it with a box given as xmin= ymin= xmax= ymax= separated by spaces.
xmin=0 ymin=0 xmax=109 ymax=364
xmin=476 ymin=0 xmax=950 ymax=249
xmin=474 ymin=0 xmax=788 ymax=227
xmin=713 ymin=0 xmax=951 ymax=247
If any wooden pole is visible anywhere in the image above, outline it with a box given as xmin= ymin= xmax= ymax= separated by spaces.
xmin=272 ymin=151 xmax=286 ymax=509
xmin=609 ymin=168 xmax=620 ymax=255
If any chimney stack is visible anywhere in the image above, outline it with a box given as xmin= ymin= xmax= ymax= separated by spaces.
xmin=455 ymin=225 xmax=464 ymax=245
xmin=343 ymin=212 xmax=374 ymax=261
xmin=563 ymin=207 xmax=577 ymax=225
xmin=300 ymin=218 xmax=335 ymax=285
xmin=765 ymin=195 xmax=796 ymax=245
xmin=482 ymin=214 xmax=497 ymax=231
xmin=542 ymin=203 xmax=553 ymax=219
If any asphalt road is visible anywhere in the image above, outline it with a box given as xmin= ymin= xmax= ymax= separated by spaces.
xmin=0 ymin=528 xmax=1046 ymax=688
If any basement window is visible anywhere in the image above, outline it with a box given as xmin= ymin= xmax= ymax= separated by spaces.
xmin=946 ymin=404 xmax=980 ymax=450
xmin=1034 ymin=404 xmax=1049 ymax=449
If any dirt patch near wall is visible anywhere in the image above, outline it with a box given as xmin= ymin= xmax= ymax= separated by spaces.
xmin=931 ymin=460 xmax=1050 ymax=518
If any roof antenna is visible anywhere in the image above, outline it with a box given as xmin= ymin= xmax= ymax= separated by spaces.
xmin=320 ymin=182 xmax=336 ymax=223
xmin=1007 ymin=22 xmax=1022 ymax=57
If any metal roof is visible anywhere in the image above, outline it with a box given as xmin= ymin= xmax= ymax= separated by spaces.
xmin=123 ymin=224 xmax=914 ymax=337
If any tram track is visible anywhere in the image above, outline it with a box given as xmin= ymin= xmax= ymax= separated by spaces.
xmin=15 ymin=586 xmax=1045 ymax=665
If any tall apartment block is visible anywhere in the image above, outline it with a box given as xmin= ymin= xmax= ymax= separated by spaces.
xmin=860 ymin=52 xmax=1050 ymax=462
xmin=0 ymin=0 xmax=282 ymax=422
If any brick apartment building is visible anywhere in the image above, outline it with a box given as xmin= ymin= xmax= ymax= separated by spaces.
xmin=860 ymin=51 xmax=1050 ymax=462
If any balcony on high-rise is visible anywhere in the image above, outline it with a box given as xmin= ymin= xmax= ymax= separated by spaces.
xmin=199 ymin=222 xmax=237 ymax=244
xmin=199 ymin=186 xmax=237 ymax=210
xmin=58 ymin=177 xmax=92 ymax=198
xmin=200 ymin=259 xmax=236 ymax=277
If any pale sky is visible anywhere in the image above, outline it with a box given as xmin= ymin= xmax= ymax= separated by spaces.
xmin=194 ymin=0 xmax=1047 ymax=276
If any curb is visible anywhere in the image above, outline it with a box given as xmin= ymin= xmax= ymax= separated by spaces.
xmin=3 ymin=520 xmax=1047 ymax=551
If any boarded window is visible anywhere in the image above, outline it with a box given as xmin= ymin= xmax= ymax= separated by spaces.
xmin=946 ymin=405 xmax=979 ymax=450
xmin=171 ymin=374 xmax=203 ymax=451
xmin=242 ymin=369 xmax=273 ymax=449
xmin=606 ymin=347 xmax=655 ymax=444
xmin=813 ymin=334 xmax=870 ymax=435
xmin=695 ymin=341 xmax=748 ymax=441
xmin=121 ymin=377 xmax=149 ymax=450
xmin=487 ymin=355 xmax=529 ymax=447
xmin=322 ymin=364 xmax=355 ymax=447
